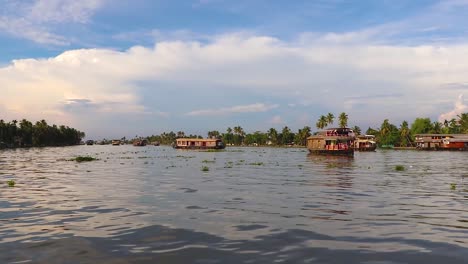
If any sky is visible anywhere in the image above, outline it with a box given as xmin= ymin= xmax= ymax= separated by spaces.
xmin=1 ymin=0 xmax=468 ymax=139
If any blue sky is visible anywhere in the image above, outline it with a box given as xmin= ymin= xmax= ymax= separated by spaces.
xmin=1 ymin=0 xmax=468 ymax=139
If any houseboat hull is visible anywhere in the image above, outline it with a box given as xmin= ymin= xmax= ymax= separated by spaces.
xmin=173 ymin=145 xmax=225 ymax=150
xmin=308 ymin=149 xmax=354 ymax=156
xmin=307 ymin=128 xmax=355 ymax=157
xmin=355 ymin=146 xmax=377 ymax=151
xmin=133 ymin=140 xmax=147 ymax=146
xmin=415 ymin=134 xmax=468 ymax=151
xmin=173 ymin=138 xmax=226 ymax=150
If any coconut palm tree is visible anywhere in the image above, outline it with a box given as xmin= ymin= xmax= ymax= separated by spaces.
xmin=399 ymin=120 xmax=410 ymax=147
xmin=458 ymin=113 xmax=468 ymax=133
xmin=351 ymin=125 xmax=361 ymax=135
xmin=326 ymin=113 xmax=334 ymax=126
xmin=268 ymin=128 xmax=278 ymax=145
xmin=338 ymin=112 xmax=348 ymax=128
xmin=316 ymin=115 xmax=328 ymax=130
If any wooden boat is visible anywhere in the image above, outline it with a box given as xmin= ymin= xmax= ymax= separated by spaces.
xmin=133 ymin=139 xmax=147 ymax=146
xmin=353 ymin=135 xmax=377 ymax=151
xmin=173 ymin=138 xmax=225 ymax=150
xmin=307 ymin=128 xmax=355 ymax=156
xmin=415 ymin=134 xmax=468 ymax=150
xmin=111 ymin=140 xmax=121 ymax=146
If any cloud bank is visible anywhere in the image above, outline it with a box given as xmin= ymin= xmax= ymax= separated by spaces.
xmin=2 ymin=32 xmax=468 ymax=136
xmin=439 ymin=94 xmax=467 ymax=122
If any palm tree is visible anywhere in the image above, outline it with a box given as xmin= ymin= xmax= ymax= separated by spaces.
xmin=268 ymin=128 xmax=278 ymax=145
xmin=338 ymin=112 xmax=348 ymax=128
xmin=458 ymin=113 xmax=468 ymax=133
xmin=316 ymin=115 xmax=328 ymax=130
xmin=399 ymin=120 xmax=410 ymax=147
xmin=326 ymin=113 xmax=334 ymax=126
xmin=431 ymin=122 xmax=442 ymax=134
xmin=379 ymin=119 xmax=392 ymax=146
xmin=351 ymin=125 xmax=361 ymax=135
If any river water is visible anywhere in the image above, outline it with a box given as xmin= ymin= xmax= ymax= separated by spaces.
xmin=0 ymin=145 xmax=467 ymax=263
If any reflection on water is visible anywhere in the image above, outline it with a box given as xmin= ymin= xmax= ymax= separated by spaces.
xmin=1 ymin=146 xmax=467 ymax=263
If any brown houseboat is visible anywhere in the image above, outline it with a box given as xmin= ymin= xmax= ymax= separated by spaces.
xmin=173 ymin=138 xmax=225 ymax=150
xmin=415 ymin=134 xmax=468 ymax=150
xmin=307 ymin=128 xmax=355 ymax=156
xmin=133 ymin=139 xmax=148 ymax=146
xmin=353 ymin=135 xmax=377 ymax=151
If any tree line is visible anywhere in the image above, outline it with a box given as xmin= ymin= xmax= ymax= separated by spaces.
xmin=145 ymin=126 xmax=312 ymax=146
xmin=0 ymin=119 xmax=85 ymax=148
xmin=143 ymin=112 xmax=468 ymax=148
xmin=364 ymin=113 xmax=468 ymax=147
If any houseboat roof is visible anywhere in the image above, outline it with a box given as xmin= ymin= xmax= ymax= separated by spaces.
xmin=415 ymin=134 xmax=468 ymax=138
xmin=357 ymin=134 xmax=375 ymax=139
xmin=176 ymin=138 xmax=221 ymax=142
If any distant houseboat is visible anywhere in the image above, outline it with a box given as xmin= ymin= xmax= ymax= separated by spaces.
xmin=353 ymin=135 xmax=377 ymax=151
xmin=133 ymin=139 xmax=148 ymax=146
xmin=415 ymin=134 xmax=468 ymax=150
xmin=85 ymin=140 xmax=94 ymax=145
xmin=173 ymin=138 xmax=225 ymax=150
xmin=307 ymin=128 xmax=355 ymax=156
xmin=112 ymin=140 xmax=121 ymax=146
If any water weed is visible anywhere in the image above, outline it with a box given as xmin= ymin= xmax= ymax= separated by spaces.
xmin=73 ymin=156 xmax=98 ymax=162
xmin=395 ymin=165 xmax=405 ymax=171
xmin=7 ymin=180 xmax=15 ymax=187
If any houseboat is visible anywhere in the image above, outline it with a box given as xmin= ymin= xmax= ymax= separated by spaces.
xmin=111 ymin=140 xmax=121 ymax=146
xmin=415 ymin=134 xmax=468 ymax=150
xmin=173 ymin=138 xmax=225 ymax=150
xmin=85 ymin=140 xmax=94 ymax=145
xmin=307 ymin=128 xmax=355 ymax=156
xmin=353 ymin=135 xmax=377 ymax=151
xmin=133 ymin=139 xmax=148 ymax=146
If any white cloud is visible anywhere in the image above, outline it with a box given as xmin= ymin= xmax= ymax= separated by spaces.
xmin=2 ymin=33 xmax=468 ymax=135
xmin=0 ymin=0 xmax=105 ymax=45
xmin=268 ymin=115 xmax=284 ymax=125
xmin=186 ymin=103 xmax=279 ymax=116
xmin=439 ymin=94 xmax=467 ymax=122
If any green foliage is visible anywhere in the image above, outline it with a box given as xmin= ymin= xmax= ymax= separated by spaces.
xmin=201 ymin=166 xmax=209 ymax=172
xmin=338 ymin=112 xmax=349 ymax=128
xmin=73 ymin=156 xmax=98 ymax=162
xmin=395 ymin=165 xmax=405 ymax=171
xmin=0 ymin=119 xmax=84 ymax=148
xmin=450 ymin=183 xmax=457 ymax=190
xmin=249 ymin=162 xmax=264 ymax=166
xmin=7 ymin=180 xmax=15 ymax=187
xmin=410 ymin=118 xmax=433 ymax=135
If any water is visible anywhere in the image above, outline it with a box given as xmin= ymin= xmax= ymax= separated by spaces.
xmin=1 ymin=145 xmax=467 ymax=263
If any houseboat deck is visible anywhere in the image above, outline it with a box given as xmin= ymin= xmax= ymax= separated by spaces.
xmin=307 ymin=128 xmax=355 ymax=156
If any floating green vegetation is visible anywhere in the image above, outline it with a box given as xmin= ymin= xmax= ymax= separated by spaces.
xmin=201 ymin=166 xmax=209 ymax=172
xmin=224 ymin=161 xmax=234 ymax=168
xmin=206 ymin=149 xmax=222 ymax=152
xmin=7 ymin=180 xmax=15 ymax=187
xmin=249 ymin=162 xmax=264 ymax=166
xmin=395 ymin=165 xmax=405 ymax=171
xmin=239 ymin=160 xmax=245 ymax=163
xmin=450 ymin=183 xmax=457 ymax=190
xmin=326 ymin=163 xmax=338 ymax=168
xmin=73 ymin=156 xmax=98 ymax=162
xmin=202 ymin=159 xmax=216 ymax=163
xmin=176 ymin=155 xmax=195 ymax=158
